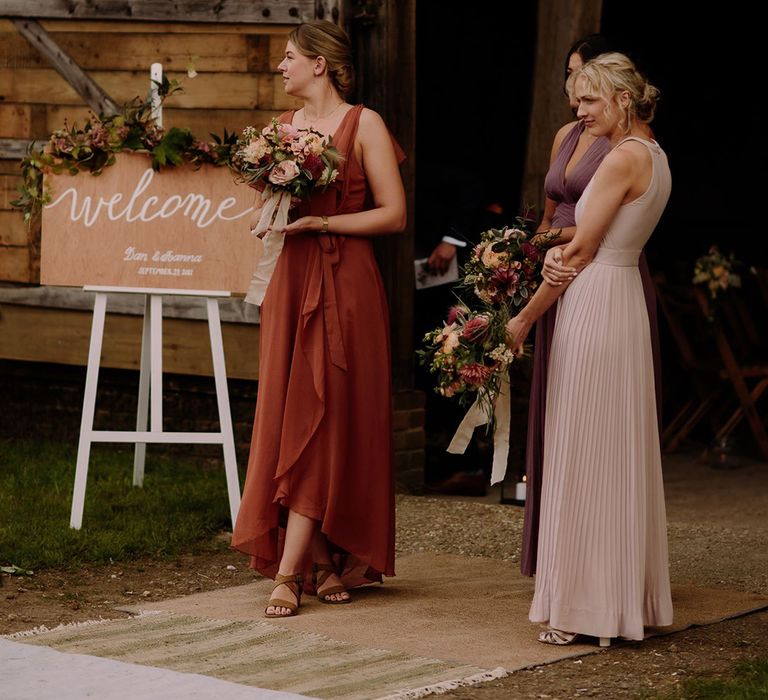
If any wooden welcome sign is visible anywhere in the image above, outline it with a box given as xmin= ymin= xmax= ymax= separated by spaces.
xmin=41 ymin=153 xmax=262 ymax=293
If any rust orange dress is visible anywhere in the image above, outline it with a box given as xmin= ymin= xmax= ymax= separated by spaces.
xmin=231 ymin=105 xmax=400 ymax=588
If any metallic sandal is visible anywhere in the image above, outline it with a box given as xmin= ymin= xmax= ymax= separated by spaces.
xmin=538 ymin=628 xmax=611 ymax=647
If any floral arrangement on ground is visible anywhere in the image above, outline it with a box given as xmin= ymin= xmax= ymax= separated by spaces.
xmin=693 ymin=245 xmax=742 ymax=300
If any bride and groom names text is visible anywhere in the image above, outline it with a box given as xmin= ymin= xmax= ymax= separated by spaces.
xmin=46 ymin=167 xmax=254 ymax=229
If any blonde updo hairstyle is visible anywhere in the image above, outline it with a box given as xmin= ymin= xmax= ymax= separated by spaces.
xmin=571 ymin=52 xmax=659 ymax=133
xmin=289 ymin=21 xmax=355 ymax=97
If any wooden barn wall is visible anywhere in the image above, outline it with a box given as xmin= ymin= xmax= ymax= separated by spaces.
xmin=0 ymin=18 xmax=303 ymax=283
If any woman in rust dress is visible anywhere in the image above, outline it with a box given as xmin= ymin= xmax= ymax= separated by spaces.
xmin=520 ymin=36 xmax=662 ymax=577
xmin=231 ymin=21 xmax=406 ymax=617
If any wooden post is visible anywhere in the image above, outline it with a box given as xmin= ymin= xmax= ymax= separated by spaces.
xmin=346 ymin=0 xmax=416 ymax=392
xmin=520 ymin=0 xmax=603 ymax=216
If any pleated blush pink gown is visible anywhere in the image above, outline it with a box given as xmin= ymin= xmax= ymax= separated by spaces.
xmin=521 ymin=120 xmax=663 ymax=577
xmin=529 ymin=137 xmax=673 ymax=641
xmin=231 ymin=105 xmax=400 ymax=588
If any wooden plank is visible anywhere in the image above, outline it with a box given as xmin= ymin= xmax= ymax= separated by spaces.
xmin=0 ymin=286 xmax=261 ymax=324
xmin=47 ymin=21 xmax=294 ymax=35
xmin=163 ymin=108 xmax=283 ymax=138
xmin=45 ymin=106 xmax=283 ymax=141
xmin=1 ymin=68 xmax=263 ymax=109
xmin=0 ymin=246 xmax=31 ymax=282
xmin=267 ymin=73 xmax=302 ymax=111
xmin=0 ymin=161 xmax=21 ymax=176
xmin=0 ymin=139 xmax=33 ymax=160
xmin=0 ymin=160 xmax=23 ymax=175
xmin=0 ymin=211 xmax=27 ymax=245
xmin=385 ymin=0 xmax=417 ymax=391
xmin=30 ymin=105 xmax=48 ymax=136
xmin=0 ymin=19 xmax=295 ymax=35
xmin=269 ymin=34 xmax=288 ymax=71
xmin=0 ymin=175 xmax=23 ymax=210
xmin=0 ymin=1 xmax=313 ymax=24
xmin=245 ymin=34 xmax=271 ymax=73
xmin=0 ymin=31 xmax=250 ymax=72
xmin=0 ymin=105 xmax=31 ymax=138
xmin=0 ymin=304 xmax=260 ymax=379
xmin=11 ymin=19 xmax=120 ymax=115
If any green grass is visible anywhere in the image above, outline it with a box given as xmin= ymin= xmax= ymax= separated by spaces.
xmin=0 ymin=439 xmax=235 ymax=570
xmin=656 ymin=659 xmax=768 ymax=699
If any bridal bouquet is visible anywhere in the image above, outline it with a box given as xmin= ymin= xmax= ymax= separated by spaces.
xmin=419 ymin=224 xmax=549 ymax=408
xmin=232 ymin=119 xmax=341 ymax=200
xmin=461 ymin=225 xmax=546 ymax=307
xmin=230 ymin=119 xmax=341 ymax=305
xmin=418 ymin=222 xmax=552 ymax=484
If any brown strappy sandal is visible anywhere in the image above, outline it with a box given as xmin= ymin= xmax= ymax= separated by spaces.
xmin=312 ymin=563 xmax=351 ymax=605
xmin=264 ymin=573 xmax=303 ymax=618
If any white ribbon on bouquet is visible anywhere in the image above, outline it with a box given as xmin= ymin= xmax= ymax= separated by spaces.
xmin=244 ymin=187 xmax=292 ymax=306
xmin=447 ymin=375 xmax=511 ymax=485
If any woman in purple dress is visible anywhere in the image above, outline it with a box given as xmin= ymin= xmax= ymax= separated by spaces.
xmin=520 ymin=36 xmax=663 ymax=577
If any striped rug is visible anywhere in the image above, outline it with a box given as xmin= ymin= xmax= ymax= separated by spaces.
xmin=7 ymin=612 xmax=507 ymax=700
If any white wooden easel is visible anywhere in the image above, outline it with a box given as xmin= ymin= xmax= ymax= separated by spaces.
xmin=70 ymin=288 xmax=240 ymax=529
xmin=69 ymin=64 xmax=241 ymax=529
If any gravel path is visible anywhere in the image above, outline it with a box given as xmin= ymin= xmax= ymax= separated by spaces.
xmin=392 ymin=450 xmax=768 ymax=698
xmin=396 ymin=452 xmax=768 ymax=596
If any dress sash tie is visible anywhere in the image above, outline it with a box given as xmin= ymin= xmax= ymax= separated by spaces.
xmin=301 ymin=234 xmax=348 ymax=372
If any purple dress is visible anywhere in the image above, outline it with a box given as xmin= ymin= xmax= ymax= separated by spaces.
xmin=520 ymin=121 xmax=663 ymax=577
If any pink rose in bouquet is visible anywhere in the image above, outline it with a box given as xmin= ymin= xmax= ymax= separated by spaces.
xmin=268 ymin=159 xmax=301 ymax=185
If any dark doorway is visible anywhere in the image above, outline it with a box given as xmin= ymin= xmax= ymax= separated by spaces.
xmin=602 ymin=6 xmax=764 ymax=452
xmin=601 ymin=6 xmax=762 ymax=277
xmin=414 ymin=2 xmax=538 ymax=259
xmin=414 ymin=3 xmax=537 ymax=485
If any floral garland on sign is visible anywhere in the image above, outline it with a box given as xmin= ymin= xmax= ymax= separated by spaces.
xmin=12 ymin=76 xmax=238 ymax=225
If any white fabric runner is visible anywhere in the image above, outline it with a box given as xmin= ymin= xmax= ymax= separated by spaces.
xmin=244 ymin=188 xmax=292 ymax=306
xmin=447 ymin=377 xmax=511 ymax=485
xmin=0 ymin=638 xmax=313 ymax=700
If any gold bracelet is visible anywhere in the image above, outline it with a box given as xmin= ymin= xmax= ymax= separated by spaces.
xmin=321 ymin=215 xmax=329 ymax=233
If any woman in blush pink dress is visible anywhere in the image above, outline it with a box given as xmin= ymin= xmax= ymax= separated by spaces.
xmin=507 ymin=53 xmax=673 ymax=646
xmin=520 ymin=36 xmax=663 ymax=578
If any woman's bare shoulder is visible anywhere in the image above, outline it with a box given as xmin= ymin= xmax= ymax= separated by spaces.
xmin=358 ymin=107 xmax=388 ymax=135
xmin=613 ymin=138 xmax=652 ymax=170
xmin=593 ymin=146 xmax=634 ymax=184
